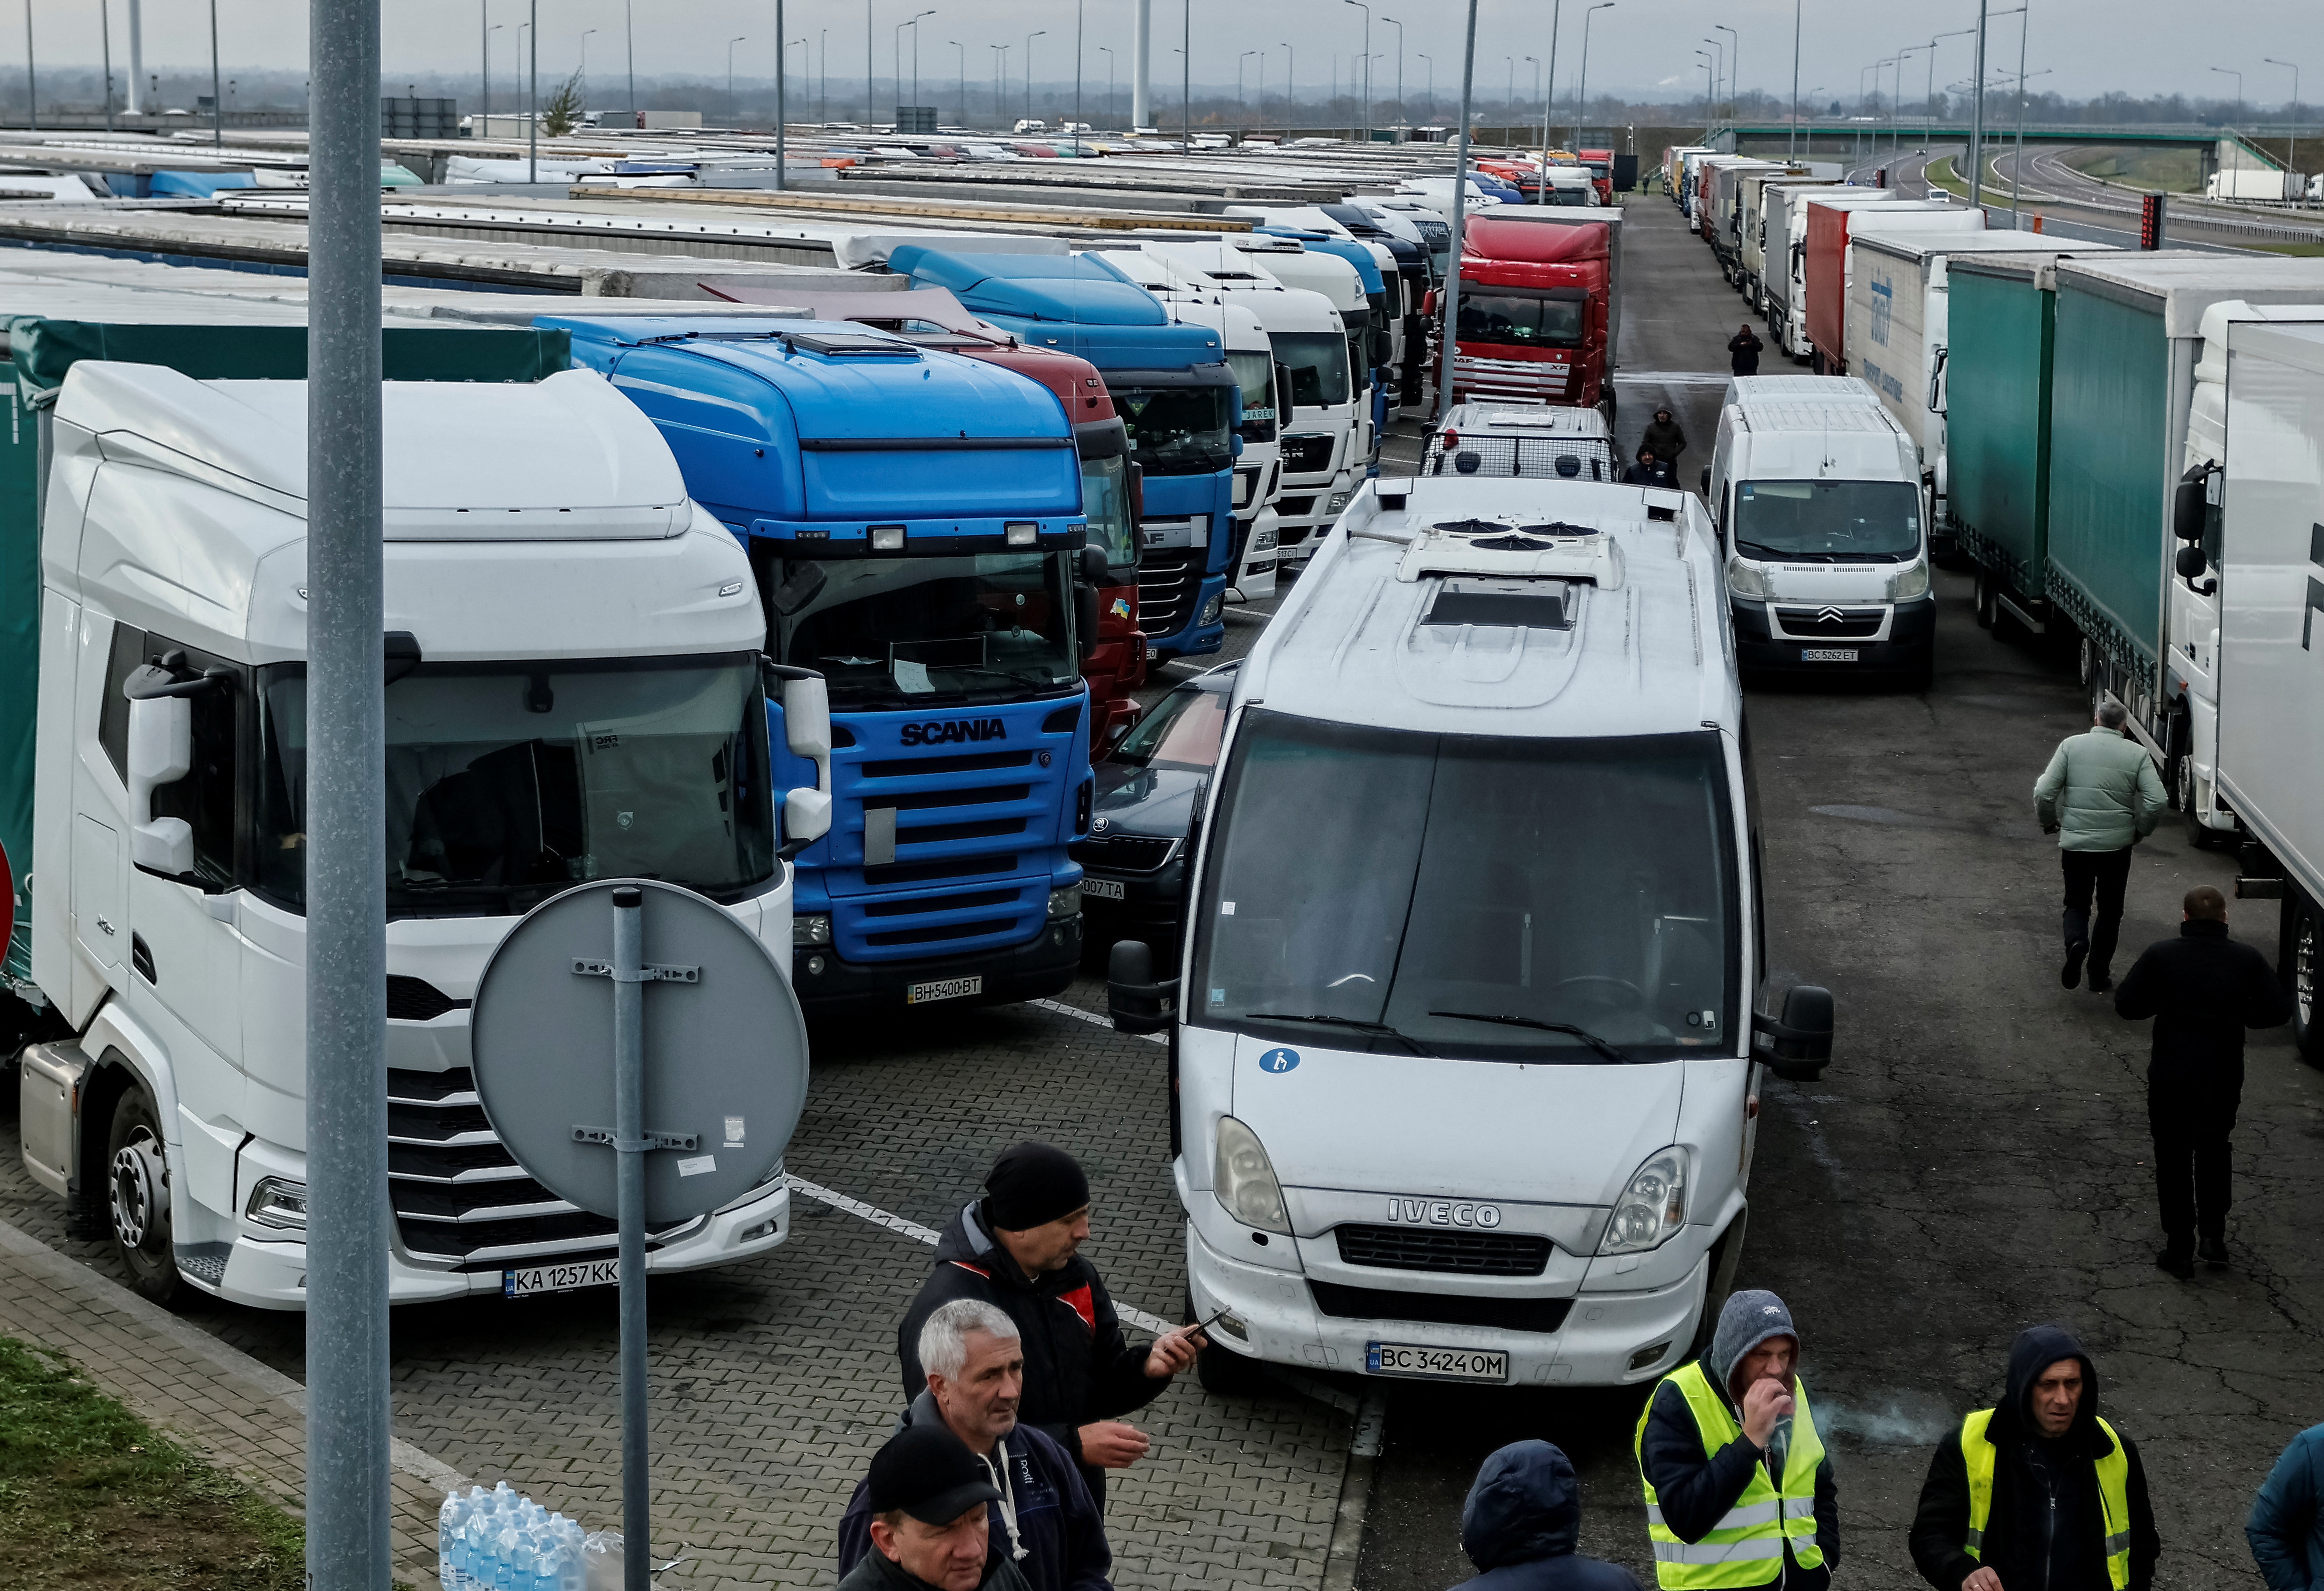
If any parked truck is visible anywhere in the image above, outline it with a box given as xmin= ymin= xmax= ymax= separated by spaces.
xmin=1802 ymin=198 xmax=1981 ymax=375
xmin=2210 ymin=316 xmax=2324 ymax=1061
xmin=1736 ymin=174 xmax=1837 ymax=316
xmin=544 ymin=313 xmax=1102 ymax=1017
xmin=888 ymin=248 xmax=1241 ymax=664
xmin=6 ymin=323 xmax=830 ymax=1308
xmin=1766 ymin=187 xmax=1904 ymax=359
xmin=1437 ymin=209 xmax=1622 ymax=417
xmin=1843 ymin=231 xmax=2113 ymax=556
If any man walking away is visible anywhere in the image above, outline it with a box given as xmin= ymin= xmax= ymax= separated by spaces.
xmin=843 ymin=1301 xmax=1111 ymax=1591
xmin=2114 ymin=885 xmax=2292 ymax=1278
xmin=1644 ymin=409 xmax=1688 ymax=476
xmin=1910 ymin=1324 xmax=2158 ymax=1591
xmin=2247 ymin=1422 xmax=2324 ymax=1591
xmin=1728 ymin=324 xmax=1764 ymax=376
xmin=1635 ymin=1290 xmax=1838 ymax=1591
xmin=899 ymin=1142 xmax=1203 ymax=1509
xmin=2033 ymin=701 xmax=2166 ymax=993
xmin=841 ymin=1424 xmax=1034 ymax=1591
xmin=1454 ymin=1440 xmax=1640 ymax=1591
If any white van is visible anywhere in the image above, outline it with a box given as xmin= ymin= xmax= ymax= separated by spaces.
xmin=1107 ymin=466 xmax=1836 ymax=1393
xmin=1708 ymin=375 xmax=1934 ymax=688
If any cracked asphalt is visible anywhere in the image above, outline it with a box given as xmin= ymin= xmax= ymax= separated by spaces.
xmin=1354 ymin=193 xmax=2316 ymax=1591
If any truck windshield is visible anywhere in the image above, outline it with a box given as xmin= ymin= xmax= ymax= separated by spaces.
xmin=1228 ymin=351 xmax=1277 ymax=444
xmin=1732 ymin=479 xmax=1921 ymax=561
xmin=254 ymin=653 xmax=777 ymax=916
xmin=774 ymin=550 xmax=1080 ymax=710
xmin=1083 ymin=455 xmax=1138 ymax=571
xmin=1273 ymin=332 xmax=1350 ymax=409
xmin=1191 ymin=712 xmax=1735 ymax=1061
xmin=1114 ymin=384 xmax=1234 ymax=477
xmin=1457 ymin=291 xmax=1585 ymax=347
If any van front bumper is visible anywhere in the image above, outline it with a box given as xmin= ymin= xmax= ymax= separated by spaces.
xmin=1731 ymin=594 xmax=1935 ymax=677
xmin=1183 ymin=1219 xmax=1707 ymax=1387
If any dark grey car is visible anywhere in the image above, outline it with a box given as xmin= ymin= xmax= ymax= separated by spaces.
xmin=1072 ymin=662 xmax=1237 ymax=955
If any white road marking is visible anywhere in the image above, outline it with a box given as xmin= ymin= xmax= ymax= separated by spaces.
xmin=1030 ymin=995 xmax=1168 ymax=1045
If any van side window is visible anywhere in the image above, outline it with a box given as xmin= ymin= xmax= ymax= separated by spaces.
xmin=97 ymin=620 xmax=147 ymax=782
xmin=142 ymin=635 xmax=243 ymax=890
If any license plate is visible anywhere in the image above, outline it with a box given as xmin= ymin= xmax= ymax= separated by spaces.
xmin=907 ymin=975 xmax=983 ymax=1005
xmin=1800 ymin=647 xmax=1859 ymax=662
xmin=504 ymin=1257 xmax=618 ymax=1299
xmin=1366 ymin=1341 xmax=1511 ymax=1383
xmin=1081 ymin=877 xmax=1126 ymax=901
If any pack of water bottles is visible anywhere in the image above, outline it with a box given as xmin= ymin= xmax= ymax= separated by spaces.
xmin=437 ymin=1480 xmax=623 ymax=1591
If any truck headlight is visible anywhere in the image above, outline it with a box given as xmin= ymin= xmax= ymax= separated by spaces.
xmin=1253 ymin=527 xmax=1279 ymax=551
xmin=1214 ymin=1115 xmax=1291 ymax=1234
xmin=793 ymin=913 xmax=833 ymax=947
xmin=1725 ymin=557 xmax=1771 ymax=602
xmin=1326 ymin=489 xmax=1354 ymax=515
xmin=1598 ymin=1148 xmax=1686 ymax=1255
xmin=1886 ymin=560 xmax=1931 ymax=602
xmin=1047 ymin=884 xmax=1082 ymax=919
xmin=245 ymin=1176 xmax=309 ymax=1231
xmin=1199 ymin=593 xmax=1223 ymax=625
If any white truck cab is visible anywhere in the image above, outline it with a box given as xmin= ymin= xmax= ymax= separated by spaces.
xmin=1710 ymin=375 xmax=1935 ymax=688
xmin=1106 ymin=467 xmax=1835 ymax=1393
xmin=17 ymin=364 xmax=830 ymax=1309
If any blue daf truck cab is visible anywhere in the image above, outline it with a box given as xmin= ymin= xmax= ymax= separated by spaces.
xmin=544 ymin=315 xmax=1097 ymax=1016
xmin=886 ymin=247 xmax=1240 ymax=666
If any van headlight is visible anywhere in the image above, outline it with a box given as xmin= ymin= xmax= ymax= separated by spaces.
xmin=1725 ymin=557 xmax=1771 ymax=602
xmin=1598 ymin=1148 xmax=1686 ymax=1255
xmin=1886 ymin=559 xmax=1931 ymax=602
xmin=1214 ymin=1115 xmax=1292 ymax=1234
xmin=245 ymin=1176 xmax=309 ymax=1231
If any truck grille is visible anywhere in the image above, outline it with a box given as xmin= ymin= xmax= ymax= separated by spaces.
xmin=1334 ymin=1224 xmax=1552 ymax=1277
xmin=1450 ymin=352 xmax=1573 ymax=403
xmin=1309 ymin=1279 xmax=1573 ymax=1334
xmin=1281 ymin=433 xmax=1336 ymax=475
xmin=386 ymin=975 xmax=467 ymax=1022
xmin=1069 ymin=835 xmax=1178 ymax=872
xmin=1137 ymin=549 xmax=1200 ymax=638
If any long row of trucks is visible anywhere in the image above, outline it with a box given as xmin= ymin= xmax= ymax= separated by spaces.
xmin=1940 ymin=253 xmax=2324 ymax=1059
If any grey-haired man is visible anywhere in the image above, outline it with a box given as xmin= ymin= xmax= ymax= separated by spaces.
xmin=843 ymin=1300 xmax=1112 ymax=1591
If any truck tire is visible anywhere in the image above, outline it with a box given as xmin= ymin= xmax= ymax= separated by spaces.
xmin=1973 ymin=569 xmax=1997 ymax=629
xmin=2288 ymin=897 xmax=2320 ymax=1066
xmin=106 ymin=1083 xmax=180 ymax=1304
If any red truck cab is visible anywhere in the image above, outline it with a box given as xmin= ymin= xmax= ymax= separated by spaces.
xmin=1578 ymin=149 xmax=1615 ymax=206
xmin=713 ymin=283 xmax=1149 ymax=746
xmin=1433 ymin=211 xmax=1617 ymax=415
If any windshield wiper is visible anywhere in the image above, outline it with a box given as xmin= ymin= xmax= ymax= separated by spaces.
xmin=1427 ymin=1010 xmax=1632 ymax=1063
xmin=1242 ymin=1012 xmax=1433 ymax=1057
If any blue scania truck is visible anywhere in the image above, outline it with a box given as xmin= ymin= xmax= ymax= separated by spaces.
xmin=546 ymin=315 xmax=1097 ymax=1016
xmin=885 ymin=248 xmax=1240 ymax=666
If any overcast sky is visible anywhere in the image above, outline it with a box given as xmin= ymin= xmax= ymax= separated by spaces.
xmin=20 ymin=0 xmax=2316 ymax=110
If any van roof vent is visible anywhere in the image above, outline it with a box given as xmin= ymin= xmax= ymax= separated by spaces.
xmin=1422 ymin=577 xmax=1574 ymax=631
xmin=1398 ymin=515 xmax=1622 ymax=588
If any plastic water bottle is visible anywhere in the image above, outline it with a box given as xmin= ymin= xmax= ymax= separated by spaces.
xmin=438 ymin=1491 xmax=472 ymax=1590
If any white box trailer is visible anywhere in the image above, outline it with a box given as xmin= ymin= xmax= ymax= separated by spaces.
xmin=1737 ymin=175 xmax=1839 ymax=316
xmin=2214 ymin=317 xmax=2324 ymax=1061
xmin=1766 ymin=187 xmax=1903 ymax=360
xmin=1844 ymin=231 xmax=2115 ymax=544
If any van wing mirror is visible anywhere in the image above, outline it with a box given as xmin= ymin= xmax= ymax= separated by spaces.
xmin=1752 ymin=983 xmax=1834 ymax=1080
xmin=764 ymin=664 xmax=833 ymax=856
xmin=1106 ymin=939 xmax=1178 ymax=1034
xmin=126 ymin=694 xmax=193 ymax=876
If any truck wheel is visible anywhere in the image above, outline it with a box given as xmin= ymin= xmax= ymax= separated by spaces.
xmin=1972 ymin=570 xmax=1996 ymax=629
xmin=2290 ymin=897 xmax=2321 ymax=1067
xmin=106 ymin=1084 xmax=180 ymax=1304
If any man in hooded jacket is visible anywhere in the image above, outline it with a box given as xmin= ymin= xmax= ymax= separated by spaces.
xmin=898 ymin=1142 xmax=1202 ymax=1510
xmin=1453 ymin=1440 xmax=1640 ymax=1591
xmin=1642 ymin=410 xmax=1688 ymax=477
xmin=1910 ymin=1325 xmax=2159 ymax=1591
xmin=1635 ymin=1290 xmax=1839 ymax=1591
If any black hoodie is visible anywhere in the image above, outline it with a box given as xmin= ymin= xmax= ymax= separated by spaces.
xmin=1909 ymin=1326 xmax=2159 ymax=1591
xmin=1454 ymin=1441 xmax=1642 ymax=1591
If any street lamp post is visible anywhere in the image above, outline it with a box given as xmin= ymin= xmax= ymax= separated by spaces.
xmin=2212 ymin=66 xmax=2242 ymax=129
xmin=628 ymin=0 xmax=636 ymax=116
xmin=2264 ymin=57 xmax=2299 ymax=195
xmin=1715 ymin=23 xmax=1736 ymax=119
xmin=1240 ymin=50 xmax=1255 ymax=132
xmin=728 ymin=36 xmax=747 ymax=125
xmin=1929 ymin=28 xmax=1972 ymax=146
xmin=948 ymin=40 xmax=965 ymax=126
xmin=1072 ymin=0 xmax=1084 ymax=150
xmin=1345 ymin=0 xmax=1369 ymax=143
xmin=1575 ymin=3 xmax=1612 ymax=153
xmin=580 ymin=28 xmax=597 ymax=95
xmin=479 ymin=0 xmax=488 ymax=122
xmin=2012 ymin=69 xmax=2053 ymax=227
xmin=1382 ymin=16 xmax=1402 ymax=127
xmin=1418 ymin=52 xmax=1432 ymax=121
xmin=487 ymin=23 xmax=504 ymax=127
xmin=820 ymin=28 xmax=829 ymax=122
xmin=1439 ymin=0 xmax=1481 ymax=423
xmin=99 ymin=0 xmax=112 ymax=132
xmin=1280 ymin=42 xmax=1293 ymax=132
xmin=991 ymin=44 xmax=1008 ymax=127
xmin=1099 ymin=45 xmax=1114 ymax=126
xmin=1025 ymin=28 xmax=1045 ymax=123
xmin=1701 ymin=37 xmax=1722 ymax=124
xmin=527 ymin=0 xmax=538 ymax=182
xmin=911 ymin=11 xmax=933 ymax=113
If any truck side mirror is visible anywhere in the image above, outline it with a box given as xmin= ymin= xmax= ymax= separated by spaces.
xmin=2172 ymin=476 xmax=2208 ymax=542
xmin=1752 ymin=983 xmax=1835 ymax=1080
xmin=1079 ymin=545 xmax=1110 ymax=586
xmin=1128 ymin=461 xmax=1146 ymax=523
xmin=767 ymin=667 xmax=832 ymax=854
xmin=126 ymin=694 xmax=193 ymax=876
xmin=2175 ymin=543 xmax=2210 ymax=580
xmin=1275 ymin=363 xmax=1297 ymax=417
xmin=1106 ymin=938 xmax=1178 ymax=1034
xmin=1927 ymin=347 xmax=1948 ymax=415
xmin=1075 ymin=580 xmax=1101 ymax=662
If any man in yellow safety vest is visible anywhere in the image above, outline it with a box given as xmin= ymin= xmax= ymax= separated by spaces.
xmin=1909 ymin=1325 xmax=2158 ymax=1591
xmin=1635 ymin=1290 xmax=1837 ymax=1591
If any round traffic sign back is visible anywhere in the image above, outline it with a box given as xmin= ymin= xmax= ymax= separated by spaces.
xmin=469 ymin=879 xmax=809 ymax=1227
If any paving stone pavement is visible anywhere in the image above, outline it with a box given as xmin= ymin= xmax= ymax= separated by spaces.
xmin=0 ymin=984 xmax=1356 ymax=1590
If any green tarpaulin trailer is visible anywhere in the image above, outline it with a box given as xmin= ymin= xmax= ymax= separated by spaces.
xmin=1945 ymin=253 xmax=2065 ymax=616
xmin=2 ymin=311 xmax=568 ymax=982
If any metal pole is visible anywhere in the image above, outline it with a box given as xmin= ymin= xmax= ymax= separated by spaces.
xmin=26 ymin=0 xmax=35 ymax=132
xmin=627 ymin=0 xmax=635 ymax=116
xmin=949 ymin=40 xmax=962 ymax=126
xmin=609 ymin=886 xmax=650 ymax=1591
xmin=1345 ymin=0 xmax=1367 ymax=143
xmin=865 ymin=0 xmax=872 ymax=127
xmin=305 ymin=0 xmax=388 ymax=1576
xmin=1716 ymin=23 xmax=1736 ymax=123
xmin=1132 ymin=0 xmax=1149 ymax=127
xmin=1967 ymin=0 xmax=1987 ymax=207
xmin=209 ymin=0 xmax=219 ymax=147
xmin=1073 ymin=0 xmax=1082 ymax=149
xmin=1577 ymin=5 xmax=1609 ymax=157
xmin=479 ymin=0 xmax=488 ymax=121
xmin=1789 ymin=0 xmax=1801 ymax=156
xmin=527 ymin=0 xmax=537 ymax=180
xmin=1440 ymin=0 xmax=1479 ymax=423
xmin=2010 ymin=21 xmax=2029 ymax=225
xmin=1180 ymin=0 xmax=1188 ymax=154
xmin=1536 ymin=0 xmax=1561 ymax=201
xmin=1281 ymin=42 xmax=1292 ymax=133
xmin=125 ymin=0 xmax=140 ymax=114
xmin=99 ymin=0 xmax=112 ymax=134
xmin=776 ymin=0 xmax=787 ymax=185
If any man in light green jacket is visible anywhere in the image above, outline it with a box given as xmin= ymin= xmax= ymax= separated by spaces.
xmin=2033 ymin=701 xmax=2168 ymax=993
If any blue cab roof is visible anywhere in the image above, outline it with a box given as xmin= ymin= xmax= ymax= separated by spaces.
xmin=1253 ymin=230 xmax=1387 ymax=295
xmin=886 ymin=248 xmax=1227 ymax=369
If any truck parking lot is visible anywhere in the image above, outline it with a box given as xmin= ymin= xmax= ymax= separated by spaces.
xmin=5 ymin=184 xmax=2324 ymax=1591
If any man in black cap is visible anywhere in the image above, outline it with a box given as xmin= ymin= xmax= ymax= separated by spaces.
xmin=841 ymin=1424 xmax=1033 ymax=1591
xmin=899 ymin=1141 xmax=1203 ymax=1509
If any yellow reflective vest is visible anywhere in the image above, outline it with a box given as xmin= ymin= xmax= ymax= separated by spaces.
xmin=1635 ymin=1360 xmax=1827 ymax=1589
xmin=1959 ymin=1408 xmax=2132 ymax=1591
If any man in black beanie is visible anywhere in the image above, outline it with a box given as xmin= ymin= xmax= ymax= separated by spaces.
xmin=899 ymin=1141 xmax=1202 ymax=1509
